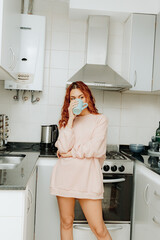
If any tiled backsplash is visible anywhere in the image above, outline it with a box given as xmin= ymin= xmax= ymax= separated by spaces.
xmin=0 ymin=0 xmax=160 ymax=145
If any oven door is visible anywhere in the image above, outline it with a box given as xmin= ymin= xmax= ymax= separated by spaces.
xmin=102 ymin=174 xmax=133 ymax=222
xmin=73 ymin=223 xmax=130 ymax=240
xmin=74 ymin=174 xmax=133 ymax=223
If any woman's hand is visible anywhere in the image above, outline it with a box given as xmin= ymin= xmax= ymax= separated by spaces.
xmin=57 ymin=150 xmax=61 ymax=158
xmin=57 ymin=150 xmax=72 ymax=158
xmin=68 ymin=99 xmax=78 ymax=120
xmin=61 ymin=151 xmax=72 ymax=158
xmin=66 ymin=99 xmax=79 ymax=128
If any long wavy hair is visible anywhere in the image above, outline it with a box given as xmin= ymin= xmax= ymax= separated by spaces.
xmin=59 ymin=81 xmax=99 ymax=128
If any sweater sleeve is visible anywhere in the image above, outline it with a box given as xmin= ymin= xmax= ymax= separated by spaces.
xmin=55 ymin=126 xmax=75 ymax=154
xmin=71 ymin=115 xmax=108 ymax=159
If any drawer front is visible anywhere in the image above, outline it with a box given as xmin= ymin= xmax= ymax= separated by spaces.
xmin=148 ymin=206 xmax=160 ymax=240
xmin=73 ymin=223 xmax=130 ymax=240
xmin=0 ymin=190 xmax=25 ymax=217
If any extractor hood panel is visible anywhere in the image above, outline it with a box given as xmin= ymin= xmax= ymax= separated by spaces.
xmin=67 ymin=64 xmax=132 ymax=91
xmin=67 ymin=16 xmax=132 ymax=91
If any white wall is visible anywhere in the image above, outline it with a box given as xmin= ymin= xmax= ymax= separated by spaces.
xmin=0 ymin=0 xmax=160 ymax=146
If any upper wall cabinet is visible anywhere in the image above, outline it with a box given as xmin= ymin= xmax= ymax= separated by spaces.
xmin=69 ymin=0 xmax=160 ymax=17
xmin=0 ymin=0 xmax=21 ymax=81
xmin=152 ymin=13 xmax=160 ymax=91
xmin=121 ymin=14 xmax=155 ymax=91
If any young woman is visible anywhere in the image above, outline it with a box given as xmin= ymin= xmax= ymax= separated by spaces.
xmin=50 ymin=81 xmax=112 ymax=240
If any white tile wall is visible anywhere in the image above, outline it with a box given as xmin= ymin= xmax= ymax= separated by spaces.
xmin=50 ymin=50 xmax=69 ymax=68
xmin=68 ymin=51 xmax=86 ymax=70
xmin=51 ymin=31 xmax=70 ymax=51
xmin=50 ymin=68 xmax=68 ymax=87
xmin=0 ymin=0 xmax=160 ymax=145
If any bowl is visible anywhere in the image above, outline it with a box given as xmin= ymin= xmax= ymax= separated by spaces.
xmin=129 ymin=144 xmax=145 ymax=153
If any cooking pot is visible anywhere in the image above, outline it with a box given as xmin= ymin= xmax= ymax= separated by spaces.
xmin=129 ymin=144 xmax=145 ymax=153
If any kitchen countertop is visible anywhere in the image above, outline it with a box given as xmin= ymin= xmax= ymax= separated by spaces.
xmin=0 ymin=142 xmax=58 ymax=190
xmin=134 ymin=155 xmax=160 ymax=175
xmin=2 ymin=142 xmax=160 ymax=190
xmin=120 ymin=145 xmax=160 ymax=175
xmin=0 ymin=152 xmax=39 ymax=190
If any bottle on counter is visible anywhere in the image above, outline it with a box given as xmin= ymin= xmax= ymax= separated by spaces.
xmin=156 ymin=121 xmax=160 ymax=143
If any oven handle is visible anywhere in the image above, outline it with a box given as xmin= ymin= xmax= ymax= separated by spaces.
xmin=103 ymin=178 xmax=126 ymax=183
xmin=73 ymin=225 xmax=123 ymax=231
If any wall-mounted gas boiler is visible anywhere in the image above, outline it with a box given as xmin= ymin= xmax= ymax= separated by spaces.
xmin=5 ymin=14 xmax=46 ymax=91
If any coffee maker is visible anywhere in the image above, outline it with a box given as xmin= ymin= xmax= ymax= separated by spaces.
xmin=40 ymin=124 xmax=59 ymax=152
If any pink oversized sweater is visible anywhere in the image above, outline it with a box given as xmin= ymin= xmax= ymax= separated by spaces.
xmin=50 ymin=113 xmax=108 ymax=199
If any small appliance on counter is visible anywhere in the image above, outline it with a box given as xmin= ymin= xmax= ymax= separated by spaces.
xmin=0 ymin=114 xmax=9 ymax=150
xmin=149 ymin=136 xmax=159 ymax=152
xmin=155 ymin=121 xmax=160 ymax=143
xmin=40 ymin=124 xmax=59 ymax=153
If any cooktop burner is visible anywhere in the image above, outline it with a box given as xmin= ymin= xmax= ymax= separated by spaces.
xmin=106 ymin=151 xmax=127 ymax=160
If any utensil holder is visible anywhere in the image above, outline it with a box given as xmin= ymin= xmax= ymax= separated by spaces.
xmin=0 ymin=114 xmax=9 ymax=150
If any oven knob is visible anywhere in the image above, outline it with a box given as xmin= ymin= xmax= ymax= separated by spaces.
xmin=111 ymin=165 xmax=117 ymax=172
xmin=103 ymin=165 xmax=110 ymax=172
xmin=119 ymin=165 xmax=125 ymax=172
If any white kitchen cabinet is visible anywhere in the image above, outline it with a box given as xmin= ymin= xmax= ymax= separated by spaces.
xmin=121 ymin=14 xmax=155 ymax=91
xmin=0 ymin=191 xmax=24 ymax=240
xmin=146 ymin=167 xmax=160 ymax=240
xmin=69 ymin=0 xmax=159 ymax=18
xmin=132 ymin=163 xmax=160 ymax=240
xmin=0 ymin=0 xmax=21 ymax=80
xmin=0 ymin=168 xmax=37 ymax=240
xmin=35 ymin=158 xmax=60 ymax=240
xmin=152 ymin=13 xmax=160 ymax=91
xmin=24 ymin=168 xmax=37 ymax=240
xmin=148 ymin=206 xmax=160 ymax=239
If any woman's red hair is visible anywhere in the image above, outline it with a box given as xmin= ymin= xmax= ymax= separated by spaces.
xmin=58 ymin=81 xmax=99 ymax=128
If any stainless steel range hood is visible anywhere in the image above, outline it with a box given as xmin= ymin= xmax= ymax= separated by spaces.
xmin=67 ymin=16 xmax=132 ymax=91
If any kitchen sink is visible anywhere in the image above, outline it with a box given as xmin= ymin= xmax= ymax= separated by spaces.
xmin=0 ymin=154 xmax=25 ymax=169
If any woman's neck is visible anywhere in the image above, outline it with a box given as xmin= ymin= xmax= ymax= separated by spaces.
xmin=78 ymin=109 xmax=91 ymax=116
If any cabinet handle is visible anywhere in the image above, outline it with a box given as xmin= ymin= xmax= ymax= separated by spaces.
xmin=143 ymin=184 xmax=150 ymax=205
xmin=134 ymin=70 xmax=137 ymax=87
xmin=154 ymin=190 xmax=160 ymax=199
xmin=73 ymin=225 xmax=123 ymax=231
xmin=28 ymin=189 xmax=33 ymax=204
xmin=153 ymin=216 xmax=160 ymax=226
xmin=9 ymin=47 xmax=14 ymax=69
xmin=27 ymin=195 xmax=31 ymax=214
xmin=103 ymin=178 xmax=125 ymax=183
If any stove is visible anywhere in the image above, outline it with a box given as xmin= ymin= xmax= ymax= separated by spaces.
xmin=74 ymin=147 xmax=133 ymax=240
xmin=103 ymin=151 xmax=134 ymax=174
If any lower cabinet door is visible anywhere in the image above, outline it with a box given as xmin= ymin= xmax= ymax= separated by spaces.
xmin=73 ymin=223 xmax=130 ymax=240
xmin=25 ymin=169 xmax=37 ymax=240
xmin=148 ymin=206 xmax=160 ymax=240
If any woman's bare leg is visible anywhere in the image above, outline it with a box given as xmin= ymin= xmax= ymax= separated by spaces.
xmin=78 ymin=198 xmax=112 ymax=240
xmin=56 ymin=196 xmax=76 ymax=240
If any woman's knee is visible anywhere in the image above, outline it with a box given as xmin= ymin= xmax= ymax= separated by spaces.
xmin=91 ymin=222 xmax=107 ymax=238
xmin=61 ymin=215 xmax=74 ymax=230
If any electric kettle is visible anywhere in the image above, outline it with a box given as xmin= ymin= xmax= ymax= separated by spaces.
xmin=40 ymin=124 xmax=59 ymax=150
